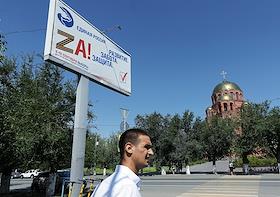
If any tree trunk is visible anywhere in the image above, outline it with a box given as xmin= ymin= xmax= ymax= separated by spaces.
xmin=0 ymin=173 xmax=11 ymax=194
xmin=277 ymin=153 xmax=280 ymax=174
xmin=242 ymin=153 xmax=249 ymax=175
xmin=212 ymin=156 xmax=217 ymax=174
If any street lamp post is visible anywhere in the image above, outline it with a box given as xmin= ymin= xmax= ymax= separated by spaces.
xmin=120 ymin=108 xmax=129 ymax=132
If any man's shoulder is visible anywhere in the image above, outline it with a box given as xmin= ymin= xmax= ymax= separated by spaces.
xmin=99 ymin=173 xmax=135 ymax=187
xmin=93 ymin=175 xmax=139 ymax=197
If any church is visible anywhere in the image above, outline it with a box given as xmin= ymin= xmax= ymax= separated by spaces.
xmin=206 ymin=72 xmax=245 ymax=119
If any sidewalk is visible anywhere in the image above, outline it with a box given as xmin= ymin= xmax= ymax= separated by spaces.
xmin=183 ymin=159 xmax=278 ymax=175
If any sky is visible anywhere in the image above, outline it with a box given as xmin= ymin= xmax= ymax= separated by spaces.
xmin=1 ymin=0 xmax=280 ymax=138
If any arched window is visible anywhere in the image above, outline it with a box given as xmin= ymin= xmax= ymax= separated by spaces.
xmin=218 ymin=103 xmax=222 ymax=113
xmin=224 ymin=103 xmax=228 ymax=111
xmin=230 ymin=103 xmax=233 ymax=110
xmin=230 ymin=92 xmax=235 ymax=100
xmin=236 ymin=92 xmax=239 ymax=100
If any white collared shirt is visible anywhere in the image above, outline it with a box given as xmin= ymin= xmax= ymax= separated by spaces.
xmin=91 ymin=165 xmax=142 ymax=197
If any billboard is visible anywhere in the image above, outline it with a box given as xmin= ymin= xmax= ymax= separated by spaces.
xmin=44 ymin=0 xmax=131 ymax=96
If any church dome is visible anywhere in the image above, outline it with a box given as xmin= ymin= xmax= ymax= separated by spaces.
xmin=213 ymin=81 xmax=242 ymax=95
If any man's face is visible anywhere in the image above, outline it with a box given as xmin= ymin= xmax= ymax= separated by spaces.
xmin=132 ymin=135 xmax=154 ymax=170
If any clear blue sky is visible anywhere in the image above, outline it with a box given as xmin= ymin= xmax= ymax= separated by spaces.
xmin=1 ymin=0 xmax=280 ymax=137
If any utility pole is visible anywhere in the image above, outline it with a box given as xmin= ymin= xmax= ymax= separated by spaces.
xmin=70 ymin=75 xmax=89 ymax=197
xmin=120 ymin=108 xmax=129 ymax=132
xmin=94 ymin=135 xmax=98 ymax=175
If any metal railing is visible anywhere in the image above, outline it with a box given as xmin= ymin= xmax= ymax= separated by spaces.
xmin=61 ymin=178 xmax=103 ymax=197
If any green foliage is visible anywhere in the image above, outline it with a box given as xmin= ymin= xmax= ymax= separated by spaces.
xmin=201 ymin=116 xmax=235 ymax=165
xmin=188 ymin=159 xmax=208 ymax=166
xmin=135 ymin=112 xmax=168 ymax=168
xmin=262 ymin=106 xmax=280 ymax=162
xmin=235 ymin=102 xmax=269 ymax=163
xmin=0 ymin=34 xmax=7 ymax=62
xmin=135 ymin=111 xmax=205 ymax=169
xmin=142 ymin=166 xmax=157 ymax=173
xmin=0 ymin=58 xmax=18 ymax=173
xmin=0 ymin=54 xmax=77 ymax=173
xmin=235 ymin=156 xmax=277 ymax=167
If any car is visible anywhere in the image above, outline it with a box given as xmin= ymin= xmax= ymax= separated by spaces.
xmin=31 ymin=170 xmax=87 ymax=194
xmin=11 ymin=169 xmax=21 ymax=179
xmin=31 ymin=171 xmax=50 ymax=192
xmin=20 ymin=169 xmax=40 ymax=179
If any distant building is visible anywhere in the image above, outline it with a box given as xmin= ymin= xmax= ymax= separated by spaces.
xmin=206 ymin=80 xmax=244 ymax=119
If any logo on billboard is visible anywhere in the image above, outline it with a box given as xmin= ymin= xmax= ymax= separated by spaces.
xmin=57 ymin=7 xmax=73 ymax=27
xmin=120 ymin=72 xmax=128 ymax=83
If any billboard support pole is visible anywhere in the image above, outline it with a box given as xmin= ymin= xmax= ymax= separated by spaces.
xmin=70 ymin=74 xmax=89 ymax=197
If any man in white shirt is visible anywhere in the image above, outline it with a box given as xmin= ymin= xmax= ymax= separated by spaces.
xmin=91 ymin=128 xmax=154 ymax=197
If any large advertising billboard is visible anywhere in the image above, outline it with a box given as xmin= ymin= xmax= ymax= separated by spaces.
xmin=44 ymin=0 xmax=131 ymax=96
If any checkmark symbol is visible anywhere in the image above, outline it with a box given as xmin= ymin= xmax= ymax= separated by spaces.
xmin=121 ymin=72 xmax=128 ymax=82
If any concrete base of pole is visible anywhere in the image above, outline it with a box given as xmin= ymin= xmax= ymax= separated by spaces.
xmin=186 ymin=165 xmax=191 ymax=175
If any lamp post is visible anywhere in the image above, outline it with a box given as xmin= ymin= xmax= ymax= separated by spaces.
xmin=120 ymin=108 xmax=129 ymax=132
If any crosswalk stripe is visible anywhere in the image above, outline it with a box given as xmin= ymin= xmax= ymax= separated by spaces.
xmin=177 ymin=175 xmax=261 ymax=197
xmin=191 ymin=188 xmax=258 ymax=192
xmin=177 ymin=193 xmax=258 ymax=197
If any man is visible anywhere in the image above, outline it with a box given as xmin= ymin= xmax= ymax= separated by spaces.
xmin=91 ymin=128 xmax=154 ymax=197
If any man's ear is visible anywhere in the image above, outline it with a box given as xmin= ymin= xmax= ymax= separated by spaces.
xmin=124 ymin=142 xmax=134 ymax=154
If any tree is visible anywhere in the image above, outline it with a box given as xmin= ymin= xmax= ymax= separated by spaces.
xmin=163 ymin=114 xmax=181 ymax=169
xmin=169 ymin=112 xmax=204 ymax=172
xmin=0 ymin=57 xmax=18 ymax=193
xmin=0 ymin=54 xmax=77 ymax=193
xmin=12 ymin=58 xmax=75 ymax=171
xmin=103 ymin=133 xmax=120 ymax=169
xmin=262 ymin=106 xmax=280 ymax=173
xmin=135 ymin=111 xmax=206 ymax=173
xmin=235 ymin=102 xmax=269 ymax=174
xmin=201 ymin=116 xmax=235 ymax=173
xmin=174 ymin=114 xmax=205 ymax=171
xmin=0 ymin=34 xmax=6 ymax=62
xmin=135 ymin=112 xmax=168 ymax=169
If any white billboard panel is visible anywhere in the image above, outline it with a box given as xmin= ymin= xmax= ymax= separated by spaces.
xmin=44 ymin=0 xmax=131 ymax=96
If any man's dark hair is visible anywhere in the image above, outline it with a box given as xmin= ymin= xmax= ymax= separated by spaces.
xmin=119 ymin=128 xmax=150 ymax=159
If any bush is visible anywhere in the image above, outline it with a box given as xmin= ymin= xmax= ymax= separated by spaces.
xmin=189 ymin=159 xmax=207 ymax=166
xmin=235 ymin=156 xmax=277 ymax=167
xmin=143 ymin=167 xmax=157 ymax=173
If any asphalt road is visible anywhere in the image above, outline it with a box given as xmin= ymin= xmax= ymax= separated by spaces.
xmin=10 ymin=178 xmax=33 ymax=191
xmin=140 ymin=174 xmax=280 ymax=197
xmin=10 ymin=174 xmax=280 ymax=197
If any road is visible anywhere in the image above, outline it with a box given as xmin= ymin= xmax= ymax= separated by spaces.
xmin=10 ymin=178 xmax=33 ymax=191
xmin=10 ymin=174 xmax=280 ymax=197
xmin=140 ymin=174 xmax=280 ymax=197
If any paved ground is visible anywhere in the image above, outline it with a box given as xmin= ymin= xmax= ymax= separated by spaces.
xmin=141 ymin=174 xmax=280 ymax=197
xmin=188 ymin=159 xmax=232 ymax=173
xmin=9 ymin=160 xmax=279 ymax=196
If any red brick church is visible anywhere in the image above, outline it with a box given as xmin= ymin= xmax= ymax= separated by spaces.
xmin=206 ymin=71 xmax=245 ymax=119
